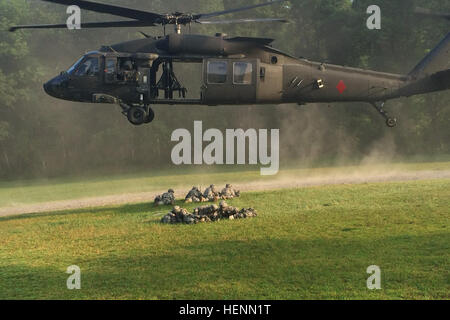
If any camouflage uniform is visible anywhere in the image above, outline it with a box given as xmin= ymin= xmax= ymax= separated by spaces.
xmin=203 ymin=184 xmax=220 ymax=202
xmin=161 ymin=202 xmax=258 ymax=225
xmin=154 ymin=189 xmax=175 ymax=206
xmin=185 ymin=186 xmax=206 ymax=203
xmin=220 ymin=184 xmax=241 ymax=200
xmin=160 ymin=186 xmax=256 ymax=225
xmin=161 ymin=206 xmax=195 ymax=224
xmin=154 ymin=195 xmax=164 ymax=206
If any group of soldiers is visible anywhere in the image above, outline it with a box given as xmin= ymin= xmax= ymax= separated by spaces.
xmin=185 ymin=184 xmax=240 ymax=203
xmin=153 ymin=184 xmax=240 ymax=206
xmin=161 ymin=201 xmax=258 ymax=225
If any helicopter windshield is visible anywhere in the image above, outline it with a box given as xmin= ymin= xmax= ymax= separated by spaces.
xmin=66 ymin=55 xmax=100 ymax=77
xmin=67 ymin=56 xmax=85 ymax=75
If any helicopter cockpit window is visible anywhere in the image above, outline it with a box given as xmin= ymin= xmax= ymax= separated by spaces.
xmin=74 ymin=57 xmax=99 ymax=77
xmin=67 ymin=57 xmax=84 ymax=75
xmin=207 ymin=61 xmax=228 ymax=84
xmin=233 ymin=62 xmax=253 ymax=85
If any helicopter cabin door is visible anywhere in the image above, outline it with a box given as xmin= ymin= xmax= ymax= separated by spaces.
xmin=202 ymin=59 xmax=258 ymax=105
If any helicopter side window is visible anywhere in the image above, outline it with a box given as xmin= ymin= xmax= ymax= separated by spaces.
xmin=233 ymin=62 xmax=253 ymax=85
xmin=74 ymin=57 xmax=99 ymax=77
xmin=207 ymin=61 xmax=228 ymax=84
xmin=105 ymin=58 xmax=117 ymax=83
xmin=106 ymin=59 xmax=116 ymax=73
xmin=118 ymin=58 xmax=138 ymax=82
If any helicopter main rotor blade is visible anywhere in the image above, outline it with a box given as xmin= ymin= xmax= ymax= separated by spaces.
xmin=10 ymin=0 xmax=290 ymax=31
xmin=9 ymin=20 xmax=157 ymax=32
xmin=197 ymin=18 xmax=289 ymax=25
xmin=40 ymin=0 xmax=164 ymax=22
xmin=194 ymin=0 xmax=287 ymax=20
xmin=414 ymin=7 xmax=450 ymax=20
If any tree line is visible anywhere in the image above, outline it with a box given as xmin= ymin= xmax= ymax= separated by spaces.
xmin=0 ymin=0 xmax=448 ymax=179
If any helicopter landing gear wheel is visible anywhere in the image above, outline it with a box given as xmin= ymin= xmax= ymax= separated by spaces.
xmin=370 ymin=102 xmax=397 ymax=128
xmin=127 ymin=106 xmax=147 ymax=126
xmin=386 ymin=118 xmax=397 ymax=128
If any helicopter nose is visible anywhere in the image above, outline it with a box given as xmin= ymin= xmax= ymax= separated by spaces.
xmin=43 ymin=82 xmax=53 ymax=96
xmin=43 ymin=78 xmax=60 ymax=98
xmin=44 ymin=75 xmax=68 ymax=98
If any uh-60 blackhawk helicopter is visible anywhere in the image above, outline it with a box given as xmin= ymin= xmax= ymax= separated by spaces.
xmin=10 ymin=0 xmax=450 ymax=127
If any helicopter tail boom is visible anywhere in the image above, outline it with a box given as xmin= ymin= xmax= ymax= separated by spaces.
xmin=398 ymin=68 xmax=450 ymax=97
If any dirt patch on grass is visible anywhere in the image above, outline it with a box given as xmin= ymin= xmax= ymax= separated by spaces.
xmin=1 ymin=169 xmax=449 ymax=217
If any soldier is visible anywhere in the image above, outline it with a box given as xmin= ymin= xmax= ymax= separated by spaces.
xmin=219 ymin=200 xmax=239 ymax=218
xmin=153 ymin=194 xmax=164 ymax=206
xmin=161 ymin=189 xmax=175 ymax=205
xmin=154 ymin=189 xmax=175 ymax=206
xmin=161 ymin=205 xmax=195 ymax=224
xmin=220 ymin=184 xmax=241 ymax=200
xmin=203 ymin=184 xmax=220 ymax=202
xmin=185 ymin=186 xmax=205 ymax=203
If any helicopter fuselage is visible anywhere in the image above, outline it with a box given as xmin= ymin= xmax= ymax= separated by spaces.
xmin=43 ymin=33 xmax=449 ymax=126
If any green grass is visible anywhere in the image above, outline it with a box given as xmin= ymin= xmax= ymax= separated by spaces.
xmin=0 ymin=161 xmax=449 ymax=208
xmin=0 ymin=179 xmax=449 ymax=299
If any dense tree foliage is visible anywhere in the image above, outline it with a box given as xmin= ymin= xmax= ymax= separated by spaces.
xmin=0 ymin=0 xmax=449 ymax=179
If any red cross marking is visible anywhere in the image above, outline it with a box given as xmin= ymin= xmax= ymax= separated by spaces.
xmin=337 ymin=80 xmax=347 ymax=94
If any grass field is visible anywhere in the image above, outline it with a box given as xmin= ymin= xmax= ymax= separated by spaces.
xmin=1 ymin=161 xmax=449 ymax=208
xmin=0 ymin=178 xmax=448 ymax=300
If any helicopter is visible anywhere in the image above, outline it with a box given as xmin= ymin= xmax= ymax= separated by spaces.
xmin=9 ymin=0 xmax=450 ymax=127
